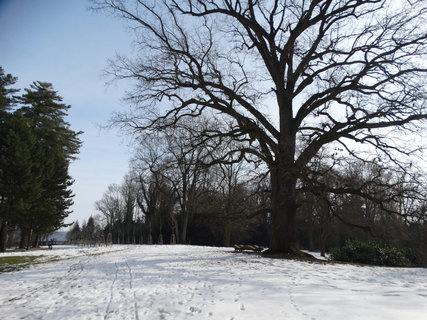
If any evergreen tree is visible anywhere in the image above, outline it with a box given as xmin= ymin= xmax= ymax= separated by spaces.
xmin=0 ymin=68 xmax=29 ymax=251
xmin=1 ymin=70 xmax=82 ymax=251
xmin=0 ymin=113 xmax=42 ymax=251
xmin=0 ymin=67 xmax=19 ymax=114
xmin=82 ymin=216 xmax=96 ymax=242
xmin=67 ymin=221 xmax=81 ymax=243
xmin=16 ymin=82 xmax=82 ymax=249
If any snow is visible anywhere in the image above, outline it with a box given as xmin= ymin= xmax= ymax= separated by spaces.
xmin=0 ymin=245 xmax=426 ymax=320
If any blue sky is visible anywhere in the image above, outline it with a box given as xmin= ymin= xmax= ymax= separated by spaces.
xmin=0 ymin=0 xmax=135 ymax=226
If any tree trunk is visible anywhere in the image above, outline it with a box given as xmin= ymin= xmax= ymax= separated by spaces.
xmin=268 ymin=167 xmax=298 ymax=253
xmin=19 ymin=232 xmax=26 ymax=249
xmin=148 ymin=220 xmax=153 ymax=244
xmin=308 ymin=228 xmax=314 ymax=252
xmin=320 ymin=226 xmax=328 ymax=257
xmin=33 ymin=233 xmax=40 ymax=248
xmin=172 ymin=218 xmax=180 ymax=244
xmin=180 ymin=209 xmax=190 ymax=244
xmin=223 ymin=220 xmax=231 ymax=247
xmin=0 ymin=218 xmax=8 ymax=252
xmin=6 ymin=229 xmax=15 ymax=248
xmin=26 ymin=227 xmax=33 ymax=250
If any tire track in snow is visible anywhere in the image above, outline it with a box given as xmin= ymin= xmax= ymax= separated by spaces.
xmin=7 ymin=257 xmax=87 ymax=304
xmin=125 ymin=261 xmax=140 ymax=320
xmin=104 ymin=262 xmax=119 ymax=319
xmin=2 ymin=256 xmax=91 ymax=319
xmin=104 ymin=261 xmax=140 ymax=320
xmin=5 ymin=247 xmax=119 ymax=308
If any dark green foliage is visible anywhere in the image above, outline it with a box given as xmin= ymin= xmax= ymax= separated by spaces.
xmin=330 ymin=240 xmax=425 ymax=267
xmin=0 ymin=67 xmax=19 ymax=113
xmin=67 ymin=221 xmax=81 ymax=242
xmin=0 ymin=113 xmax=41 ymax=218
xmin=16 ymin=82 xmax=81 ymax=248
xmin=0 ymin=68 xmax=22 ymax=251
xmin=0 ymin=68 xmax=82 ymax=251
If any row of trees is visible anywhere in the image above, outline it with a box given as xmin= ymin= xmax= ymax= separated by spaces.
xmin=67 ymin=216 xmax=106 ymax=246
xmin=92 ymin=122 xmax=269 ymax=247
xmin=93 ymin=0 xmax=427 ymax=254
xmin=88 ymin=118 xmax=426 ymax=259
xmin=0 ymin=67 xmax=82 ymax=251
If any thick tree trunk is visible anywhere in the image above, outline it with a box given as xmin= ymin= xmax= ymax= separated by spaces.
xmin=33 ymin=234 xmax=40 ymax=248
xmin=267 ymin=87 xmax=299 ymax=254
xmin=268 ymin=167 xmax=298 ymax=253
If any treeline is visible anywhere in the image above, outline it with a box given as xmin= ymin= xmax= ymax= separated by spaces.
xmin=67 ymin=216 xmax=105 ymax=246
xmin=297 ymin=158 xmax=427 ymax=258
xmin=0 ymin=67 xmax=82 ymax=251
xmin=80 ymin=120 xmax=426 ymax=260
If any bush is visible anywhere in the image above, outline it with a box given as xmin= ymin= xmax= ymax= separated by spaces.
xmin=330 ymin=240 xmax=424 ymax=267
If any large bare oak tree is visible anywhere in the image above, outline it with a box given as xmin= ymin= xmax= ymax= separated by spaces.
xmin=94 ymin=0 xmax=427 ymax=253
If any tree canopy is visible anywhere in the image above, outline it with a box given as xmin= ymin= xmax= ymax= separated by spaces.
xmin=0 ymin=68 xmax=82 ymax=251
xmin=95 ymin=0 xmax=427 ymax=253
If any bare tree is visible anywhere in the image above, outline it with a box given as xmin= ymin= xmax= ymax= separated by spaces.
xmin=132 ymin=120 xmax=210 ymax=244
xmin=95 ymin=183 xmax=123 ymax=241
xmin=134 ymin=168 xmax=168 ymax=244
xmin=94 ymin=0 xmax=427 ymax=253
xmin=120 ymin=175 xmax=137 ymax=243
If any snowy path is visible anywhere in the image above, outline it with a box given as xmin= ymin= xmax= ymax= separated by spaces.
xmin=0 ymin=245 xmax=426 ymax=320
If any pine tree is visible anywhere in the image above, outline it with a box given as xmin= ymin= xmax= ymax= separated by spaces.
xmin=82 ymin=216 xmax=96 ymax=243
xmin=67 ymin=221 xmax=81 ymax=243
xmin=0 ymin=67 xmax=19 ymax=114
xmin=0 ymin=68 xmax=28 ymax=251
xmin=1 ymin=71 xmax=82 ymax=251
xmin=0 ymin=113 xmax=42 ymax=251
xmin=16 ymin=82 xmax=82 ymax=249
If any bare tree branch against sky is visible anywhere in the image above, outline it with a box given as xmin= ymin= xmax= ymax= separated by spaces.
xmin=1 ymin=0 xmax=426 ymax=242
xmin=92 ymin=0 xmax=427 ymax=253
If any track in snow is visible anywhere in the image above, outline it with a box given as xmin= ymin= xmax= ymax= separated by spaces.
xmin=0 ymin=245 xmax=426 ymax=320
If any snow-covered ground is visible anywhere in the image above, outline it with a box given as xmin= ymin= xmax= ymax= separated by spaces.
xmin=0 ymin=245 xmax=426 ymax=320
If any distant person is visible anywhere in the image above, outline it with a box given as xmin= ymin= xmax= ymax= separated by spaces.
xmin=48 ymin=239 xmax=53 ymax=249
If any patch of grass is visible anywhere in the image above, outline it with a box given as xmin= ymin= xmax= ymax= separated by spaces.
xmin=0 ymin=246 xmax=126 ymax=273
xmin=0 ymin=255 xmax=46 ymax=273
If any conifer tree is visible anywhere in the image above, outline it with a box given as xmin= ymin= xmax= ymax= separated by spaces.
xmin=1 ymin=70 xmax=82 ymax=250
xmin=0 ymin=68 xmax=27 ymax=251
xmin=0 ymin=113 xmax=42 ymax=251
xmin=16 ymin=82 xmax=82 ymax=249
xmin=0 ymin=67 xmax=18 ymax=114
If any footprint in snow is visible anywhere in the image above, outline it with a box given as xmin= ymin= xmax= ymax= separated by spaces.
xmin=189 ymin=306 xmax=202 ymax=313
xmin=383 ymin=292 xmax=400 ymax=296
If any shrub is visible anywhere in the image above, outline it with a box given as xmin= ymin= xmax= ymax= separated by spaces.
xmin=330 ymin=240 xmax=424 ymax=267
